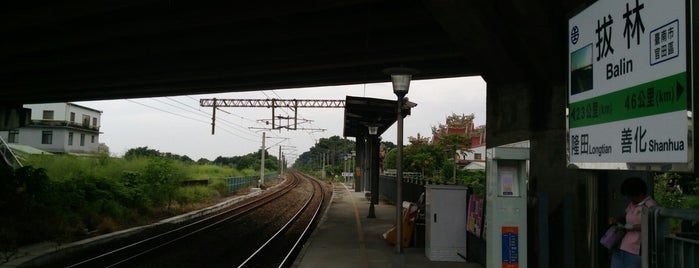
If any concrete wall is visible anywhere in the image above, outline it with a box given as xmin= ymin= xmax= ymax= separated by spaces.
xmin=462 ymin=145 xmax=485 ymax=161
xmin=24 ymin=103 xmax=101 ymax=128
xmin=25 ymin=103 xmax=69 ymax=120
xmin=486 ymin=81 xmax=601 ymax=267
xmin=7 ymin=103 xmax=103 ymax=154
xmin=14 ymin=128 xmax=100 ymax=154
xmin=17 ymin=128 xmax=67 ymax=152
xmin=0 ymin=105 xmax=28 ymax=131
xmin=66 ymin=103 xmax=101 ymax=128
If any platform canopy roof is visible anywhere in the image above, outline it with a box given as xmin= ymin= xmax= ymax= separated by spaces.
xmin=343 ymin=95 xmax=412 ymax=138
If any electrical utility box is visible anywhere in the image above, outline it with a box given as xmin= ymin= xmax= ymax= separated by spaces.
xmin=425 ymin=184 xmax=469 ymax=262
xmin=485 ymin=144 xmax=529 ymax=268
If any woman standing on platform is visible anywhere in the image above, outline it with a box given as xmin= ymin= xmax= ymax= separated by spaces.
xmin=608 ymin=177 xmax=657 ymax=268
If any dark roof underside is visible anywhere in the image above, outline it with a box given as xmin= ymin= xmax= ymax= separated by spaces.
xmin=0 ymin=0 xmax=587 ymax=105
xmin=344 ymin=95 xmax=414 ymax=138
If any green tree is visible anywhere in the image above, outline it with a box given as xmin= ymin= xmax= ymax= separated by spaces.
xmin=409 ymin=152 xmax=434 ymax=177
xmin=384 ymin=148 xmax=397 ymax=170
xmin=436 ymin=134 xmax=471 ymax=154
xmin=435 ymin=134 xmax=471 ymax=182
xmin=403 ymin=143 xmax=444 ymax=177
xmin=382 ymin=141 xmax=397 ymax=152
xmin=124 ymin=146 xmax=162 ymax=159
xmin=213 ymin=151 xmax=278 ymax=171
xmin=142 ymin=158 xmax=182 ymax=209
xmin=293 ymin=135 xmax=355 ymax=176
xmin=462 ymin=170 xmax=486 ymax=186
xmin=654 ymin=173 xmax=683 ymax=209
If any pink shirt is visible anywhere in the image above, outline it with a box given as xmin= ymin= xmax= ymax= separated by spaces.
xmin=619 ymin=196 xmax=657 ymax=255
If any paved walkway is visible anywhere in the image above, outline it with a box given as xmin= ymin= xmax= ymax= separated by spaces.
xmin=294 ymin=183 xmax=483 ymax=268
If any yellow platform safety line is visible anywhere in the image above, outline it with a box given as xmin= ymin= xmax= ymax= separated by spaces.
xmin=340 ymin=182 xmax=369 ymax=268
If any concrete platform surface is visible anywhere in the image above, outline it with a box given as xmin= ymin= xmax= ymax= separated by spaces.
xmin=293 ymin=183 xmax=483 ymax=268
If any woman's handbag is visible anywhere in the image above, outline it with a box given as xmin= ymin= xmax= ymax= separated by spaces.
xmin=600 ymin=225 xmax=625 ymax=249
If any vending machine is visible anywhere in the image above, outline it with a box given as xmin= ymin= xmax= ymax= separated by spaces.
xmin=485 ymin=143 xmax=529 ymax=268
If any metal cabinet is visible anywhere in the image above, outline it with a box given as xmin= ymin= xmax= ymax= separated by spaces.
xmin=425 ymin=184 xmax=468 ymax=262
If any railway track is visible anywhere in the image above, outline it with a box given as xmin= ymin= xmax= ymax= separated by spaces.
xmin=43 ymin=170 xmax=328 ymax=268
xmin=237 ymin=171 xmax=326 ymax=267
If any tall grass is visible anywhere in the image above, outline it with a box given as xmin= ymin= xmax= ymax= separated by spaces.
xmin=25 ymin=154 xmax=152 ymax=182
xmin=187 ymin=164 xmax=259 ymax=180
xmin=2 ymin=154 xmax=262 ymax=250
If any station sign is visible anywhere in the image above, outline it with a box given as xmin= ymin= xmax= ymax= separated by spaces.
xmin=567 ymin=0 xmax=692 ymax=169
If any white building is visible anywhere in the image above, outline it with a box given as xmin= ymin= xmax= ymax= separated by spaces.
xmin=462 ymin=145 xmax=486 ymax=161
xmin=0 ymin=103 xmax=102 ymax=154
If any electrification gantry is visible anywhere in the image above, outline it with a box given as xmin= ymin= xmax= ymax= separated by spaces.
xmin=200 ymin=98 xmax=345 ymax=134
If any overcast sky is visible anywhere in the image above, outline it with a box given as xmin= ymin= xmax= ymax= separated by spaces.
xmin=75 ymin=76 xmax=486 ymax=163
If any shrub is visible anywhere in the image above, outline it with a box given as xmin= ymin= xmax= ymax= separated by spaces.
xmin=209 ymin=179 xmax=228 ymax=196
xmin=175 ymin=186 xmax=219 ymax=207
xmin=654 ymin=173 xmax=683 ymax=209
xmin=97 ymin=217 xmax=119 ymax=234
xmin=4 ymin=152 xmax=252 ymax=248
xmin=141 ymin=158 xmax=184 ymax=209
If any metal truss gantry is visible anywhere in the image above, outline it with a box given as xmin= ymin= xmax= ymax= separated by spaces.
xmin=200 ymin=98 xmax=345 ymax=134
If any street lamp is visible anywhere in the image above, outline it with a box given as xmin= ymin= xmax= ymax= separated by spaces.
xmin=351 ymin=150 xmax=356 ymax=185
xmin=384 ymin=67 xmax=417 ymax=267
xmin=367 ymin=125 xmax=379 ymax=218
xmin=344 ymin=154 xmax=349 ymax=183
xmin=368 ymin=126 xmax=378 ymax=135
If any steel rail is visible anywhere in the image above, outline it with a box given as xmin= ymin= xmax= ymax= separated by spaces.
xmin=278 ymin=173 xmax=326 ymax=267
xmin=237 ymin=170 xmax=326 ymax=268
xmin=65 ymin=175 xmax=299 ymax=268
xmin=237 ymin=175 xmax=315 ymax=267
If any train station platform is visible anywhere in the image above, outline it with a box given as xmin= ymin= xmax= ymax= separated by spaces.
xmin=294 ymin=183 xmax=483 ymax=268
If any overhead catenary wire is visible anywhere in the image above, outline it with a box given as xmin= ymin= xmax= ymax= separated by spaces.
xmin=270 ymin=89 xmax=322 ymax=148
xmin=160 ymin=97 xmax=261 ymax=139
xmin=155 ymin=97 xmax=262 ymax=137
xmin=126 ymin=99 xmax=259 ymax=143
xmin=264 ymin=90 xmax=314 ymax=153
xmin=187 ymin=95 xmax=261 ymax=125
xmin=127 ymin=99 xmax=209 ymax=125
xmin=195 ymin=89 xmax=343 ymax=162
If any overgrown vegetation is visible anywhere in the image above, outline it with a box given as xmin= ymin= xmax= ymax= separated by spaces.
xmin=293 ymin=136 xmax=358 ymax=177
xmin=652 ymin=172 xmax=699 ymax=233
xmin=0 ymin=148 xmax=273 ymax=262
xmin=382 ymin=133 xmax=483 ymax=186
xmin=292 ymin=134 xmax=485 ymax=186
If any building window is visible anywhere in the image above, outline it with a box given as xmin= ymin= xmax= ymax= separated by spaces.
xmin=70 ymin=112 xmax=76 ymax=122
xmin=68 ymin=132 xmax=74 ymax=145
xmin=80 ymin=134 xmax=85 ymax=146
xmin=91 ymin=135 xmax=95 ymax=143
xmin=92 ymin=118 xmax=97 ymax=127
xmin=82 ymin=115 xmax=90 ymax=127
xmin=474 ymin=153 xmax=482 ymax=160
xmin=42 ymin=110 xmax=54 ymax=120
xmin=41 ymin=131 xmax=53 ymax=144
xmin=8 ymin=130 xmax=19 ymax=143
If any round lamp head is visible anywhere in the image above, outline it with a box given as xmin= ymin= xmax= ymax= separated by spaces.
xmin=383 ymin=67 xmax=418 ymax=96
xmin=368 ymin=126 xmax=378 ymax=135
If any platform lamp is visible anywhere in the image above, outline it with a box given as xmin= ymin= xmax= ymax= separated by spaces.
xmin=367 ymin=125 xmax=379 ymax=219
xmin=384 ymin=67 xmax=417 ymax=267
xmin=351 ymin=150 xmax=356 ymax=186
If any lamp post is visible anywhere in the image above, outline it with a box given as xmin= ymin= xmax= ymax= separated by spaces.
xmin=384 ymin=67 xmax=417 ymax=267
xmin=351 ymin=150 xmax=356 ymax=186
xmin=344 ymin=155 xmax=349 ymax=183
xmin=321 ymin=152 xmax=326 ymax=180
xmin=453 ymin=145 xmax=457 ymax=184
xmin=259 ymin=132 xmax=265 ymax=188
xmin=367 ymin=125 xmax=378 ymax=218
